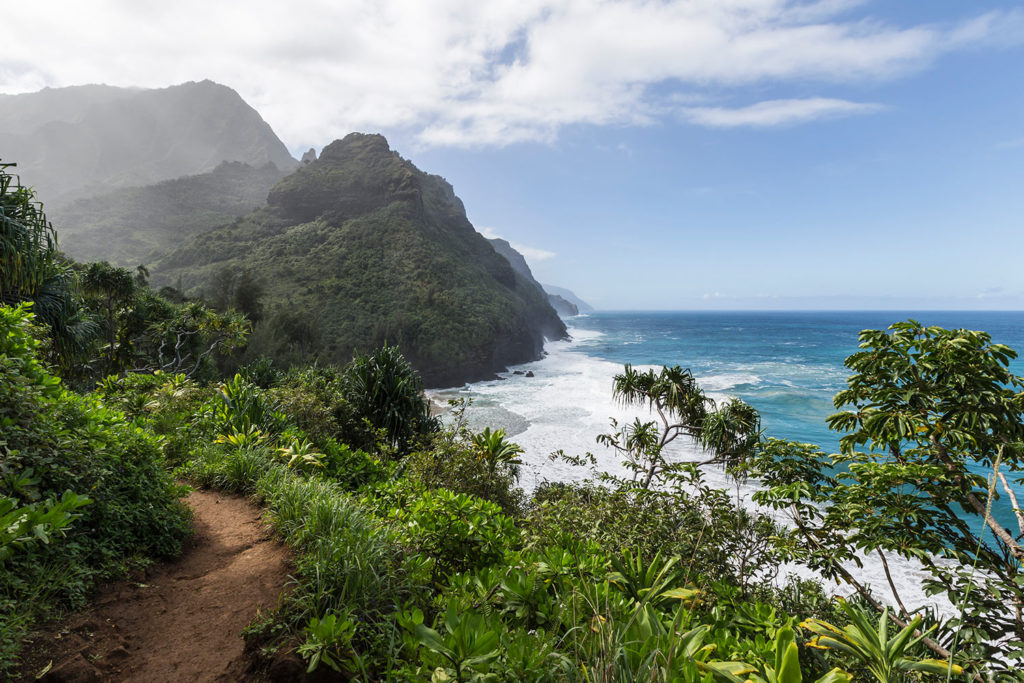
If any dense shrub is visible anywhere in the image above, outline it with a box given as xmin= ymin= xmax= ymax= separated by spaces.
xmin=526 ymin=478 xmax=786 ymax=595
xmin=270 ymin=353 xmax=438 ymax=458
xmin=340 ymin=344 xmax=439 ymax=454
xmin=387 ymin=488 xmax=519 ymax=587
xmin=404 ymin=402 xmax=525 ymax=515
xmin=0 ymin=304 xmax=191 ymax=674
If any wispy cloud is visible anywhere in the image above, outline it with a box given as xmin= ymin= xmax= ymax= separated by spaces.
xmin=480 ymin=226 xmax=556 ymax=262
xmin=681 ymin=98 xmax=881 ymax=127
xmin=515 ymin=245 xmax=557 ymax=262
xmin=1 ymin=2 xmax=1021 ymax=148
xmin=995 ymin=137 xmax=1024 ymax=150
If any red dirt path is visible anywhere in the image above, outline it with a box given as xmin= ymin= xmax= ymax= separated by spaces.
xmin=18 ymin=488 xmax=291 ymax=682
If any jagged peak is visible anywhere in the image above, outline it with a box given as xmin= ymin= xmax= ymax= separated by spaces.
xmin=319 ymin=133 xmax=394 ymax=162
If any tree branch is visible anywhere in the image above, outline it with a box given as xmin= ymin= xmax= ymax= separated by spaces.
xmin=788 ymin=505 xmax=960 ymax=667
xmin=997 ymin=470 xmax=1024 ymax=539
xmin=932 ymin=437 xmax=1023 ymax=561
xmin=876 ymin=548 xmax=911 ymax=619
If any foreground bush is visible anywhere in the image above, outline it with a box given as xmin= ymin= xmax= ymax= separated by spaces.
xmin=0 ymin=304 xmax=191 ymax=674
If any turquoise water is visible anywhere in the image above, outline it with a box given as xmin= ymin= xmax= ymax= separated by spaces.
xmin=566 ymin=310 xmax=1024 ymax=527
xmin=431 ymin=310 xmax=1024 ymax=611
xmin=570 ymin=310 xmax=1024 ymax=455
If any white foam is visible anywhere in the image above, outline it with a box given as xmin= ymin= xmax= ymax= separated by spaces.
xmin=428 ymin=326 xmax=956 ymax=618
xmin=699 ymin=372 xmax=762 ymax=392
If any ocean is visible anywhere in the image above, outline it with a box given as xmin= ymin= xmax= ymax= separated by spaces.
xmin=429 ymin=310 xmax=1024 ymax=613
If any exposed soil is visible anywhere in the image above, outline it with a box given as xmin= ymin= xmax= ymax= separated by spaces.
xmin=17 ymin=488 xmax=291 ymax=682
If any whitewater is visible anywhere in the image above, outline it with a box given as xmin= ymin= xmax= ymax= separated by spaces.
xmin=430 ymin=311 xmax=1024 ymax=617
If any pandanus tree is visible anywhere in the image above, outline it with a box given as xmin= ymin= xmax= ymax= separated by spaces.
xmin=471 ymin=427 xmax=524 ymax=480
xmin=341 ymin=344 xmax=439 ymax=454
xmin=600 ymin=364 xmax=761 ymax=488
xmin=0 ymin=162 xmax=55 ymax=301
xmin=0 ymin=162 xmax=96 ymax=367
xmin=81 ymin=261 xmax=137 ymax=374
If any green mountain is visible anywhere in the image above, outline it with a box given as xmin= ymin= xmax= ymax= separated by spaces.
xmin=51 ymin=161 xmax=289 ymax=266
xmin=0 ymin=80 xmax=297 ymax=205
xmin=154 ymin=133 xmax=567 ymax=386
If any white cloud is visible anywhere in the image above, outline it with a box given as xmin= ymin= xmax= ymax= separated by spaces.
xmin=480 ymin=227 xmax=556 ymax=262
xmin=1 ymin=1 xmax=1020 ymax=148
xmin=515 ymin=245 xmax=557 ymax=262
xmin=681 ymin=97 xmax=881 ymax=127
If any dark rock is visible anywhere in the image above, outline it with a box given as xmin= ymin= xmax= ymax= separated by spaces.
xmin=301 ymin=148 xmax=317 ymax=165
xmin=513 ymin=370 xmax=524 ymax=375
xmin=41 ymin=653 xmax=100 ymax=683
xmin=267 ymin=649 xmax=306 ymax=682
xmin=525 ymin=371 xmax=535 ymax=377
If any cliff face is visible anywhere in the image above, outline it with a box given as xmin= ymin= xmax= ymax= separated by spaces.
xmin=155 ymin=133 xmax=567 ymax=386
xmin=547 ymin=294 xmax=579 ymax=317
xmin=488 ymin=238 xmax=536 ymax=283
xmin=0 ymin=80 xmax=298 ymax=205
xmin=488 ymin=238 xmax=583 ymax=318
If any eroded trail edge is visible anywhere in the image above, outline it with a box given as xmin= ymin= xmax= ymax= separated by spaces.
xmin=22 ymin=489 xmax=290 ymax=682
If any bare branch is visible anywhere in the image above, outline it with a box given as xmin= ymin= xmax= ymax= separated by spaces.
xmin=876 ymin=548 xmax=911 ymax=619
xmin=998 ymin=470 xmax=1024 ymax=539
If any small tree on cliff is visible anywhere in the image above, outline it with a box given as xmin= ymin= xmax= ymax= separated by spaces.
xmin=0 ymin=162 xmax=96 ymax=366
xmin=597 ymin=364 xmax=761 ymax=489
xmin=341 ymin=344 xmax=438 ymax=455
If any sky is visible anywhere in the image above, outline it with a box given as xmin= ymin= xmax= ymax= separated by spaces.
xmin=3 ymin=0 xmax=1024 ymax=310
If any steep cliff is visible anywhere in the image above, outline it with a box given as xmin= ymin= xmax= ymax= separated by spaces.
xmin=488 ymin=238 xmax=584 ymax=318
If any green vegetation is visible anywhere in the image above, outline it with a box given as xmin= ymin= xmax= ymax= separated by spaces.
xmin=2 ymin=158 xmax=1010 ymax=680
xmin=0 ymin=304 xmax=191 ymax=674
xmin=0 ymin=161 xmax=96 ymax=367
xmin=152 ymin=133 xmax=567 ymax=386
xmin=23 ymin=343 xmax=959 ymax=680
xmin=748 ymin=322 xmax=1024 ymax=672
xmin=339 ymin=344 xmax=439 ymax=453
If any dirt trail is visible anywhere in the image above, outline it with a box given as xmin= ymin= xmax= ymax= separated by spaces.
xmin=18 ymin=489 xmax=291 ymax=682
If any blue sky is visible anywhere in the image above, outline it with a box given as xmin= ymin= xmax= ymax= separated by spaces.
xmin=4 ymin=0 xmax=1024 ymax=309
xmin=402 ymin=3 xmax=1024 ymax=310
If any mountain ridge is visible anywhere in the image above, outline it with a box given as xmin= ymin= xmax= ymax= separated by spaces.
xmin=0 ymin=80 xmax=298 ymax=205
xmin=155 ymin=133 xmax=567 ymax=386
xmin=52 ymin=160 xmax=289 ymax=265
xmin=543 ymin=284 xmax=594 ymax=312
